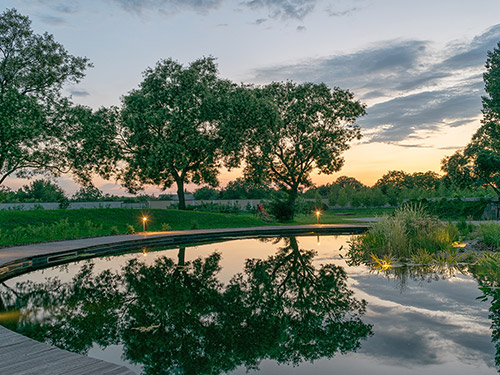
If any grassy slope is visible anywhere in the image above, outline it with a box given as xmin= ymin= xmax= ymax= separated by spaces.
xmin=0 ymin=209 xmax=268 ymax=232
xmin=0 ymin=207 xmax=391 ymax=247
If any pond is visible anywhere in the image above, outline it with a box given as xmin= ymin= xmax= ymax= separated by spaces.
xmin=0 ymin=234 xmax=498 ymax=375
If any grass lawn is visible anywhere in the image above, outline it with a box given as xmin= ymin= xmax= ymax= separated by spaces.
xmin=0 ymin=207 xmax=391 ymax=247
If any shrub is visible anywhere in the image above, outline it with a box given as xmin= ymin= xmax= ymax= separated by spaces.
xmin=269 ymin=199 xmax=295 ymax=222
xmin=408 ymin=198 xmax=490 ymax=219
xmin=161 ymin=223 xmax=171 ymax=231
xmin=110 ymin=226 xmax=120 ymax=235
xmin=126 ymin=224 xmax=135 ymax=234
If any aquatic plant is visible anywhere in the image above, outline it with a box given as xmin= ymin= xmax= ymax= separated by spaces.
xmin=479 ymin=223 xmax=500 ymax=249
xmin=348 ymin=204 xmax=458 ymax=261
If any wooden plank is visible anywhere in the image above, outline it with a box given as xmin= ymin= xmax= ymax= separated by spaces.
xmin=0 ymin=326 xmax=135 ymax=375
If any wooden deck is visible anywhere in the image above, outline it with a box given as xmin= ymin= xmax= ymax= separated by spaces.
xmin=0 ymin=325 xmax=136 ymax=374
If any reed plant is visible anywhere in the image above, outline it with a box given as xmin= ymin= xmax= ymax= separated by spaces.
xmin=479 ymin=223 xmax=500 ymax=249
xmin=349 ymin=204 xmax=458 ymax=262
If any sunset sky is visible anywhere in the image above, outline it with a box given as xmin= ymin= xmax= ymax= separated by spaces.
xmin=4 ymin=0 xmax=500 ymax=195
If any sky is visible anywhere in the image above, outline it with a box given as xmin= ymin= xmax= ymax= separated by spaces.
xmin=4 ymin=0 xmax=500 ymax=196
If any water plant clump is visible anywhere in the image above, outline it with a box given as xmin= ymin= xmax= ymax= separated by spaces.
xmin=349 ymin=204 xmax=459 ymax=262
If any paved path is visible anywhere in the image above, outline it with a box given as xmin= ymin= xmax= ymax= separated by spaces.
xmin=0 ymin=223 xmax=367 ymax=375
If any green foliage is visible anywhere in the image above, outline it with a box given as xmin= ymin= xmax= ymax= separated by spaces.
xmin=269 ymin=199 xmax=295 ymax=222
xmin=479 ymin=224 xmax=500 ymax=249
xmin=409 ymin=198 xmax=490 ymax=219
xmin=220 ymin=178 xmax=272 ymax=199
xmin=442 ymin=42 xmax=500 ymax=195
xmin=193 ymin=186 xmax=219 ymax=200
xmin=348 ymin=204 xmax=458 ymax=260
xmin=161 ymin=223 xmax=171 ymax=231
xmin=0 ymin=218 xmax=103 ymax=246
xmin=298 ymin=199 xmax=328 ymax=214
xmin=72 ymin=186 xmax=105 ymax=202
xmin=0 ymin=9 xmax=92 ymax=185
xmin=110 ymin=226 xmax=120 ymax=235
xmin=230 ymin=81 xmax=365 ymax=211
xmin=119 ymin=57 xmax=233 ymax=209
xmin=16 ymin=180 xmax=66 ymax=202
xmin=126 ymin=225 xmax=135 ymax=234
xmin=456 ymin=219 xmax=477 ymax=237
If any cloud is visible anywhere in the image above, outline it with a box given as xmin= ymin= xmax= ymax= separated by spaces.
xmin=325 ymin=6 xmax=359 ymax=17
xmin=254 ymin=18 xmax=267 ymax=25
xmin=241 ymin=0 xmax=318 ymax=20
xmin=252 ymin=24 xmax=500 ymax=143
xmin=69 ymin=88 xmax=90 ymax=97
xmin=349 ymin=273 xmax=496 ymax=368
xmin=296 ymin=25 xmax=306 ymax=32
xmin=111 ymin=0 xmax=224 ymax=15
xmin=38 ymin=14 xmax=66 ymax=25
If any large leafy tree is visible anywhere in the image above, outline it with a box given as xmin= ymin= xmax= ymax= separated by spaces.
xmin=118 ymin=57 xmax=232 ymax=209
xmin=442 ymin=41 xmax=500 ymax=194
xmin=0 ymin=8 xmax=92 ymax=185
xmin=231 ymin=81 xmax=365 ymax=207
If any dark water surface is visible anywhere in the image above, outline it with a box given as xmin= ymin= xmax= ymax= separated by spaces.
xmin=0 ymin=235 xmax=497 ymax=374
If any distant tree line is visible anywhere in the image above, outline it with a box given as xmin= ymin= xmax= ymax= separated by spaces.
xmin=0 ymin=180 xmax=154 ymax=204
xmin=304 ymin=171 xmax=496 ymax=208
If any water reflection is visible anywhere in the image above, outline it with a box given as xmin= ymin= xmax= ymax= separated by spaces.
xmin=0 ymin=236 xmax=372 ymax=375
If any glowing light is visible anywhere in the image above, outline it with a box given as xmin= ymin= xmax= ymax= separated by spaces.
xmin=371 ymin=254 xmax=393 ymax=271
xmin=315 ymin=211 xmax=321 ymax=224
xmin=142 ymin=248 xmax=147 ymax=257
xmin=142 ymin=216 xmax=148 ymax=232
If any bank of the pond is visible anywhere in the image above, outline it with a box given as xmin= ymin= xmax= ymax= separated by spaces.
xmin=0 ymin=208 xmax=382 ymax=247
xmin=0 ymin=224 xmax=369 ymax=282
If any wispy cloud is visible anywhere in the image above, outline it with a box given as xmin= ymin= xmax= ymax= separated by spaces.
xmin=69 ymin=88 xmax=90 ymax=97
xmin=252 ymin=24 xmax=500 ymax=144
xmin=296 ymin=25 xmax=306 ymax=32
xmin=242 ymin=0 xmax=318 ymax=20
xmin=325 ymin=6 xmax=359 ymax=17
xmin=38 ymin=14 xmax=66 ymax=25
xmin=111 ymin=0 xmax=224 ymax=15
xmin=253 ymin=18 xmax=267 ymax=25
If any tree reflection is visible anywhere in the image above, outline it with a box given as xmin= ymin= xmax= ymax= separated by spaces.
xmin=471 ymin=258 xmax=500 ymax=368
xmin=1 ymin=264 xmax=124 ymax=353
xmin=0 ymin=237 xmax=372 ymax=375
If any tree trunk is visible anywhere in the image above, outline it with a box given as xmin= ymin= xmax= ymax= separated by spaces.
xmin=176 ymin=178 xmax=186 ymax=210
xmin=287 ymin=186 xmax=298 ymax=206
xmin=178 ymin=247 xmax=186 ymax=267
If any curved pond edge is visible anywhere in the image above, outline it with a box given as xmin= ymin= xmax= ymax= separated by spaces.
xmin=0 ymin=224 xmax=368 ymax=283
xmin=0 ymin=224 xmax=368 ymax=375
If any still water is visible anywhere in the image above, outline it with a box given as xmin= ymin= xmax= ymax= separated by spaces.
xmin=0 ymin=235 xmax=497 ymax=374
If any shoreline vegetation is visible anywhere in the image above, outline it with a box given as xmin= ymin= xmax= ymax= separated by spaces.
xmin=1 ymin=205 xmax=500 ymax=257
xmin=348 ymin=204 xmax=500 ymax=273
xmin=0 ymin=207 xmax=386 ymax=248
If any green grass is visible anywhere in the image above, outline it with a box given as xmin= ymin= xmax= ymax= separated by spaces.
xmin=0 ymin=209 xmax=270 ymax=247
xmin=0 ymin=207 xmax=391 ymax=247
xmin=291 ymin=207 xmax=394 ymax=225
